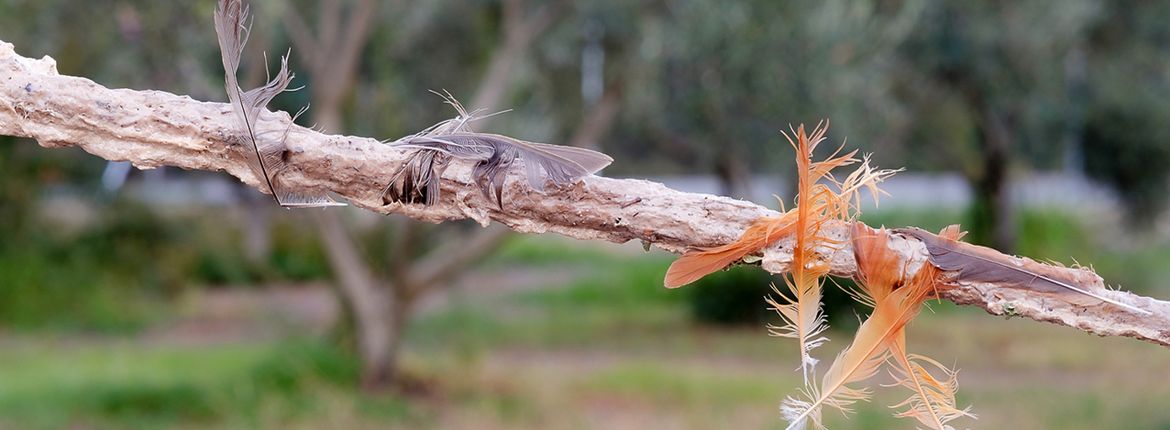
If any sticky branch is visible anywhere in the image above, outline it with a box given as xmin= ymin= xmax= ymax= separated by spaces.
xmin=1 ymin=40 xmax=1167 ymax=347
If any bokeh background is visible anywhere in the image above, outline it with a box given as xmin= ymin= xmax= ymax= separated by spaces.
xmin=2 ymin=0 xmax=1170 ymax=428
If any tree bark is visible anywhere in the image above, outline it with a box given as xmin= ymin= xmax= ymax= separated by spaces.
xmin=313 ymin=210 xmax=397 ymax=387
xmin=954 ymin=78 xmax=1017 ymax=252
xmin=2 ymin=40 xmax=1167 ymax=347
xmin=969 ymin=104 xmax=1017 ymax=253
xmin=277 ymin=0 xmax=560 ymax=389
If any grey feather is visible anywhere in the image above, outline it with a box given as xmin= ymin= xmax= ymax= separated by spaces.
xmin=381 ymin=95 xmax=614 ymax=208
xmin=214 ymin=0 xmax=343 ymax=208
xmin=897 ymin=227 xmax=1149 ymax=315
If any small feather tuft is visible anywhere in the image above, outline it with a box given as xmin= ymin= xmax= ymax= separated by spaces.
xmin=214 ymin=0 xmax=343 ymax=208
xmin=381 ymin=94 xmax=613 ymax=208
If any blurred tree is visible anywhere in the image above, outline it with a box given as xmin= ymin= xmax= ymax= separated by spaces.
xmin=277 ymin=0 xmax=633 ymax=389
xmin=0 ymin=0 xmax=222 ymax=98
xmin=1082 ymin=102 xmax=1170 ymax=228
xmin=606 ymin=0 xmax=923 ymax=200
xmin=1080 ymin=0 xmax=1170 ymax=228
xmin=0 ymin=1 xmax=224 ymax=330
xmin=896 ymin=0 xmax=1098 ymax=251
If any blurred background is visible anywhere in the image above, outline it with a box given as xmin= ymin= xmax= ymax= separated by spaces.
xmin=2 ymin=0 xmax=1170 ymax=428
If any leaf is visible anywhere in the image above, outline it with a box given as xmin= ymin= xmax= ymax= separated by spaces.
xmin=896 ymin=227 xmax=1150 ymax=315
xmin=213 ymin=0 xmax=343 ymax=208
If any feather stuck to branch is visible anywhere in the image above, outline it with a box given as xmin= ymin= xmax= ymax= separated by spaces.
xmin=664 ymin=125 xmax=896 ymax=289
xmin=897 ymin=227 xmax=1151 ymax=315
xmin=781 ymin=224 xmax=974 ymax=430
xmin=664 ymin=210 xmax=800 ymax=288
xmin=3 ymin=39 xmax=1168 ymax=347
xmin=761 ymin=122 xmax=897 ymax=386
xmin=767 ymin=122 xmax=839 ymax=385
xmin=381 ymin=93 xmax=613 ymax=208
xmin=214 ymin=0 xmax=343 ymax=207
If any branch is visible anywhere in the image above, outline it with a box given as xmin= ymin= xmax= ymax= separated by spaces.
xmin=405 ymin=225 xmax=513 ymax=299
xmin=335 ymin=0 xmax=376 ymax=88
xmin=470 ymin=0 xmax=563 ymax=112
xmin=568 ymin=84 xmax=621 ymax=151
xmin=0 ymin=40 xmax=1165 ymax=347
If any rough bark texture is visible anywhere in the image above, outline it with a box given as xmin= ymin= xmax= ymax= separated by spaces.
xmin=2 ymin=40 xmax=1167 ymax=347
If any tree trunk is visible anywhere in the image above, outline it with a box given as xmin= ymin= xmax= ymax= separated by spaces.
xmin=953 ymin=77 xmax=1017 ymax=253
xmin=370 ymin=290 xmax=414 ymax=391
xmin=714 ymin=152 xmax=754 ymax=200
xmin=968 ymin=105 xmax=1016 ymax=253
xmin=313 ymin=210 xmax=397 ymax=389
xmin=240 ymin=192 xmax=271 ymax=265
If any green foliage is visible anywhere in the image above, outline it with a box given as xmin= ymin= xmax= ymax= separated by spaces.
xmin=267 ymin=221 xmax=333 ymax=282
xmin=0 ymin=201 xmax=181 ymax=332
xmin=249 ymin=339 xmax=362 ymax=393
xmin=84 ymin=383 xmax=216 ymax=423
xmin=0 ymin=338 xmax=379 ymax=428
xmin=686 ymin=266 xmax=774 ymax=325
xmin=192 ymin=241 xmax=259 ymax=285
xmin=486 ymin=236 xmax=617 ymax=267
xmin=1082 ymin=101 xmax=1170 ymax=227
xmin=0 ymin=194 xmax=335 ymax=331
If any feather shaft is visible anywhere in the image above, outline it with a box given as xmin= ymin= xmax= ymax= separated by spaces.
xmin=214 ymin=0 xmax=343 ymax=207
xmin=897 ymin=227 xmax=1150 ymax=315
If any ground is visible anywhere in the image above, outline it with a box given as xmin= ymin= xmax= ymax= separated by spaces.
xmin=0 ymin=235 xmax=1168 ymax=429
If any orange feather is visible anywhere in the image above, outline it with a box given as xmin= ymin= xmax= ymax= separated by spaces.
xmin=783 ymin=225 xmax=973 ymax=430
xmin=664 ymin=210 xmax=799 ymax=288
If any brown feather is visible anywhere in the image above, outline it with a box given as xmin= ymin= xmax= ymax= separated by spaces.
xmin=851 ymin=223 xmax=904 ymax=301
xmin=786 ymin=225 xmax=968 ymax=430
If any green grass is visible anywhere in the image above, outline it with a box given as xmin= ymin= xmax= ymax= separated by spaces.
xmin=0 ymin=338 xmax=404 ymax=429
xmin=578 ymin=362 xmax=785 ymax=407
xmin=485 ymin=235 xmax=629 ymax=267
xmin=0 ymin=340 xmax=263 ymax=428
xmin=2 ymin=209 xmax=1169 ymax=429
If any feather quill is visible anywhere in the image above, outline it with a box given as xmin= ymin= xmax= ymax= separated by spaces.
xmin=782 ymin=224 xmax=966 ymax=430
xmin=887 ymin=338 xmax=975 ymax=430
xmin=214 ymin=0 xmax=343 ymax=208
xmin=664 ymin=210 xmax=800 ymax=288
xmin=381 ymin=94 xmax=613 ymax=208
xmin=896 ymin=227 xmax=1150 ymax=315
xmin=767 ymin=122 xmax=838 ymax=385
xmin=664 ymin=127 xmax=895 ymax=289
xmin=881 ymin=225 xmax=974 ymax=430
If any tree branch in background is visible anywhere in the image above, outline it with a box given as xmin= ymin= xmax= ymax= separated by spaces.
xmin=1 ymin=40 xmax=1166 ymax=347
xmin=280 ymin=5 xmax=318 ymax=66
xmin=470 ymin=0 xmax=563 ymax=111
xmin=568 ymin=83 xmax=622 ymax=151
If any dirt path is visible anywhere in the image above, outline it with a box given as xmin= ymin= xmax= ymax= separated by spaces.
xmin=142 ymin=263 xmax=581 ymax=345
